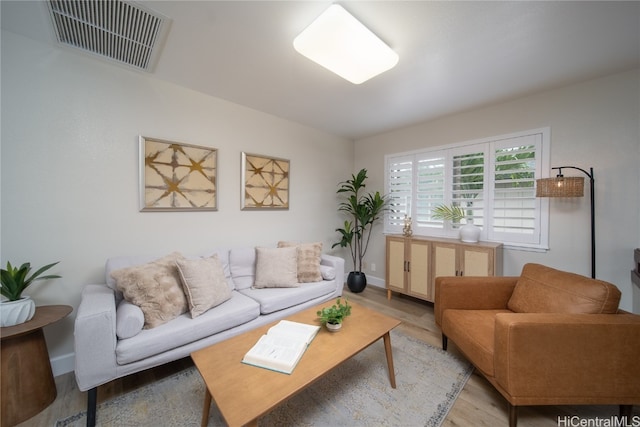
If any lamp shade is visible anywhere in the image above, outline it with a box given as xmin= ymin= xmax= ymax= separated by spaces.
xmin=536 ymin=177 xmax=584 ymax=197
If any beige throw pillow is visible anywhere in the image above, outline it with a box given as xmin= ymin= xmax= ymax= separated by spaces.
xmin=111 ymin=252 xmax=188 ymax=329
xmin=176 ymin=255 xmax=232 ymax=318
xmin=253 ymin=247 xmax=299 ymax=288
xmin=278 ymin=241 xmax=323 ymax=282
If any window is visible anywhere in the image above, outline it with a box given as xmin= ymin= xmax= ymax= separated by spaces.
xmin=385 ymin=128 xmax=549 ymax=249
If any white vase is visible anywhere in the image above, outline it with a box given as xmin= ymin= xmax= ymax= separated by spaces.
xmin=1 ymin=296 xmax=36 ymax=327
xmin=326 ymin=322 xmax=342 ymax=332
xmin=459 ymin=222 xmax=481 ymax=243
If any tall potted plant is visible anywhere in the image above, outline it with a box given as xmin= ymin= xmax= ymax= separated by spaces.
xmin=333 ymin=169 xmax=388 ymax=293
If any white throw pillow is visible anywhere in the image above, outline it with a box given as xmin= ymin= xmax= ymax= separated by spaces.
xmin=277 ymin=241 xmax=323 ymax=283
xmin=320 ymin=265 xmax=336 ymax=281
xmin=176 ymin=255 xmax=232 ymax=318
xmin=253 ymin=247 xmax=299 ymax=288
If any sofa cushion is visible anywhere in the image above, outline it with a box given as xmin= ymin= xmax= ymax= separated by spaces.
xmin=176 ymin=255 xmax=232 ymax=318
xmin=507 ymin=263 xmax=621 ymax=314
xmin=116 ymin=291 xmax=261 ymax=364
xmin=229 ymin=247 xmax=256 ymax=290
xmin=278 ymin=241 xmax=323 ymax=283
xmin=116 ymin=299 xmax=145 ymax=339
xmin=442 ymin=309 xmax=511 ymax=376
xmin=111 ymin=252 xmax=189 ymax=329
xmin=253 ymin=246 xmax=299 ymax=288
xmin=239 ymin=280 xmax=336 ymax=314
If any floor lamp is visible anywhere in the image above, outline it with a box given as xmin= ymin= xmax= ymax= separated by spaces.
xmin=536 ymin=166 xmax=595 ymax=279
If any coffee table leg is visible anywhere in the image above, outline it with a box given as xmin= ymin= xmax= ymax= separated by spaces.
xmin=201 ymin=389 xmax=212 ymax=427
xmin=382 ymin=332 xmax=397 ymax=388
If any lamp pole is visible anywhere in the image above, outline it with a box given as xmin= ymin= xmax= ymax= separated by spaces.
xmin=551 ymin=166 xmax=595 ymax=278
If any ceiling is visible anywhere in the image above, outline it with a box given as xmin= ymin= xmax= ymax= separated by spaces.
xmin=2 ymin=1 xmax=639 ymax=140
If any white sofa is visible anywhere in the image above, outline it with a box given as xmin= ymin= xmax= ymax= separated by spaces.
xmin=74 ymin=246 xmax=344 ymax=426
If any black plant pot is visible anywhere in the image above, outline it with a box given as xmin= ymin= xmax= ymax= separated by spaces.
xmin=347 ymin=271 xmax=367 ymax=293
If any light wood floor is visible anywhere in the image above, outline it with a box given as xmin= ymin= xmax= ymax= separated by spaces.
xmin=18 ymin=285 xmax=639 ymax=427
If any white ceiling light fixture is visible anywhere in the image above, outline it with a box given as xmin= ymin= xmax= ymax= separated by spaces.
xmin=293 ymin=4 xmax=399 ymax=84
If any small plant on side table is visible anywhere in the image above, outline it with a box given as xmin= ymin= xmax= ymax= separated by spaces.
xmin=1 ymin=261 xmax=61 ymax=302
xmin=1 ymin=261 xmax=61 ymax=327
xmin=317 ymin=298 xmax=352 ymax=331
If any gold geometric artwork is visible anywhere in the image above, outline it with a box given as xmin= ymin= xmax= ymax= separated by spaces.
xmin=241 ymin=152 xmax=289 ymax=210
xmin=139 ymin=136 xmax=217 ymax=211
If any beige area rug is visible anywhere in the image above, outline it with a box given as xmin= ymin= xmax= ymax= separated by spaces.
xmin=57 ymin=330 xmax=473 ymax=427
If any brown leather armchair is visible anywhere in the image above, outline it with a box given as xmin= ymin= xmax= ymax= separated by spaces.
xmin=435 ymin=263 xmax=640 ymax=427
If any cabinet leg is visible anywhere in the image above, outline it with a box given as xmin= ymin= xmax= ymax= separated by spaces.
xmin=387 ymin=289 xmax=392 ymax=300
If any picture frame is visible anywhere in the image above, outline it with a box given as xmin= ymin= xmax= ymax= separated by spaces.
xmin=241 ymin=152 xmax=290 ymax=210
xmin=139 ymin=136 xmax=217 ymax=211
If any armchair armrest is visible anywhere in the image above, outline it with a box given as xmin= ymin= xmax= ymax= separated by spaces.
xmin=74 ymin=284 xmax=118 ymax=391
xmin=493 ymin=312 xmax=640 ymax=405
xmin=434 ymin=276 xmax=518 ymax=326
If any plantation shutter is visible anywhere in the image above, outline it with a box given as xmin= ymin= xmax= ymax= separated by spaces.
xmin=415 ymin=151 xmax=446 ymax=231
xmin=385 ymin=155 xmax=413 ymax=233
xmin=488 ymin=134 xmax=541 ymax=244
xmin=450 ymin=146 xmax=486 ymax=231
xmin=385 ymin=128 xmax=549 ymax=249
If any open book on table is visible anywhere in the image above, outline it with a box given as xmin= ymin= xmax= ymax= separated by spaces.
xmin=242 ymin=320 xmax=321 ymax=374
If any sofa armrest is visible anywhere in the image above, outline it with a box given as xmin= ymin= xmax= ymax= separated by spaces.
xmin=74 ymin=284 xmax=119 ymax=391
xmin=493 ymin=312 xmax=640 ymax=404
xmin=434 ymin=276 xmax=518 ymax=326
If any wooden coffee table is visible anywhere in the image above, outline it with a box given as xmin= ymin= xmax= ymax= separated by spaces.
xmin=191 ymin=300 xmax=401 ymax=427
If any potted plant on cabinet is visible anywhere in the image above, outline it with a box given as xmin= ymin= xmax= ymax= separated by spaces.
xmin=432 ymin=203 xmax=481 ymax=243
xmin=333 ymin=169 xmax=389 ymax=293
xmin=317 ymin=298 xmax=352 ymax=332
xmin=1 ymin=261 xmax=61 ymax=327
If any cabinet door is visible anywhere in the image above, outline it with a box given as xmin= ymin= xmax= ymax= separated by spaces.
xmin=461 ymin=246 xmax=494 ymax=276
xmin=408 ymin=240 xmax=431 ymax=300
xmin=432 ymin=243 xmax=458 ymax=278
xmin=386 ymin=237 xmax=406 ymax=292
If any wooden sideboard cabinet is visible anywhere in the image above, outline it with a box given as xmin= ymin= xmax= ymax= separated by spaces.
xmin=385 ymin=235 xmax=503 ymax=303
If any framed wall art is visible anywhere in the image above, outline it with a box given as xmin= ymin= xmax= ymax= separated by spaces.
xmin=139 ymin=136 xmax=217 ymax=211
xmin=241 ymin=152 xmax=290 ymax=210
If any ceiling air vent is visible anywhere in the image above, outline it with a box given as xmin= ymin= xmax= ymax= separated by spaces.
xmin=47 ymin=0 xmax=171 ymax=72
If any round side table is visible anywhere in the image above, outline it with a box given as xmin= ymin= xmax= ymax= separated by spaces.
xmin=1 ymin=304 xmax=72 ymax=426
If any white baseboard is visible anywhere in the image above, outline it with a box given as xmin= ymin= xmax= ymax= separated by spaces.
xmin=51 ymin=352 xmax=75 ymax=377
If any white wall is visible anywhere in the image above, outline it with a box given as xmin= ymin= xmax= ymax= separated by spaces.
xmin=354 ymin=69 xmax=640 ymax=312
xmin=1 ymin=31 xmax=353 ymax=373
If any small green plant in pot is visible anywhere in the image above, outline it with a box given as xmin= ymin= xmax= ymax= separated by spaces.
xmin=1 ymin=261 xmax=61 ymax=327
xmin=317 ymin=298 xmax=352 ymax=331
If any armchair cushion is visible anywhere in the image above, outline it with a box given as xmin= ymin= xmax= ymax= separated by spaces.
xmin=507 ymin=263 xmax=621 ymax=314
xmin=441 ymin=309 xmax=511 ymax=376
